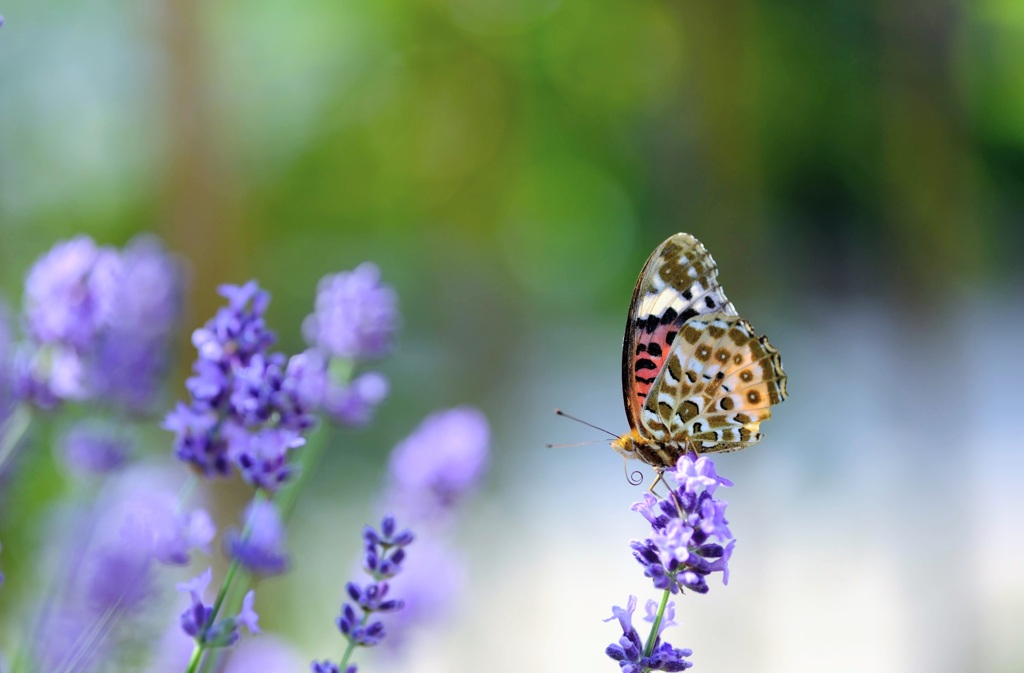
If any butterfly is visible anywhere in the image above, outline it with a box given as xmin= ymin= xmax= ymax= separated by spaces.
xmin=611 ymin=233 xmax=787 ymax=475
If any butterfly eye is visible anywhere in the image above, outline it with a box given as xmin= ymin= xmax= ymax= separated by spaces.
xmin=715 ymin=349 xmax=730 ymax=363
xmin=696 ymin=346 xmax=711 ymax=362
xmin=746 ymin=390 xmax=761 ymax=404
xmin=740 ymin=370 xmax=753 ymax=383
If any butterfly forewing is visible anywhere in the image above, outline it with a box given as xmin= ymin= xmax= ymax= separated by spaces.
xmin=640 ymin=313 xmax=787 ymax=452
xmin=622 ymin=234 xmax=737 ymax=430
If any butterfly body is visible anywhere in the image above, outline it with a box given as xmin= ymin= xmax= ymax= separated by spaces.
xmin=615 ymin=234 xmax=787 ymax=469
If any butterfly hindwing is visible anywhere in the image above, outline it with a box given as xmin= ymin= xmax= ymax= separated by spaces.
xmin=640 ymin=313 xmax=787 ymax=452
xmin=622 ymin=234 xmax=737 ymax=430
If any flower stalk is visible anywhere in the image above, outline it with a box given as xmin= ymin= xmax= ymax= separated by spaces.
xmin=642 ymin=588 xmax=671 ymax=659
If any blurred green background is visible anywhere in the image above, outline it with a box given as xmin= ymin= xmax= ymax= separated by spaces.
xmin=2 ymin=0 xmax=1023 ymax=671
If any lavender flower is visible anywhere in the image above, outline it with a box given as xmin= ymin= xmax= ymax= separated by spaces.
xmin=166 ymin=281 xmax=315 ymax=489
xmin=604 ymin=596 xmax=692 ymax=672
xmin=629 ymin=454 xmax=735 ymax=595
xmin=61 ymin=422 xmax=130 ymax=474
xmin=13 ymin=235 xmax=183 ymax=411
xmin=299 ymin=263 xmax=398 ymax=428
xmin=178 ymin=568 xmax=260 ymax=647
xmin=313 ymin=516 xmax=412 ymax=672
xmin=387 ymin=407 xmax=490 ymax=515
xmin=303 ymin=263 xmax=398 ymax=361
xmin=226 ymin=499 xmax=290 ymax=576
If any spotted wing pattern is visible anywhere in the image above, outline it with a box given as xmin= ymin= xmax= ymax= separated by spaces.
xmin=639 ymin=313 xmax=787 ymax=452
xmin=622 ymin=234 xmax=736 ymax=430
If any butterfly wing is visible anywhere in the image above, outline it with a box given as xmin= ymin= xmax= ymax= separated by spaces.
xmin=639 ymin=313 xmax=787 ymax=451
xmin=622 ymin=233 xmax=737 ymax=431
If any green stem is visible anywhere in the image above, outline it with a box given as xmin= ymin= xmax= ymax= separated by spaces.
xmin=642 ymin=588 xmax=671 ymax=659
xmin=183 ymin=643 xmax=203 ymax=673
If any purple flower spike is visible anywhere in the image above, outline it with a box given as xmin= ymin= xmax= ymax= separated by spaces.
xmin=318 ymin=515 xmax=413 ymax=670
xmin=303 ymin=263 xmax=398 ymax=361
xmin=166 ymin=279 xmax=320 ymax=488
xmin=611 ymin=455 xmax=737 ymax=670
xmin=226 ymin=499 xmax=290 ymax=576
xmin=14 ymin=235 xmax=183 ymax=411
xmin=387 ymin=407 xmax=490 ymax=515
xmin=629 ymin=454 xmax=735 ymax=595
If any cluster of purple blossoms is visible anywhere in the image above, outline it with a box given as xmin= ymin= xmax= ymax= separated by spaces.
xmin=178 ymin=567 xmax=260 ymax=648
xmin=13 ymin=235 xmax=182 ymax=412
xmin=605 ymin=596 xmax=693 ymax=672
xmin=387 ymin=407 xmax=490 ymax=517
xmin=303 ymin=263 xmax=397 ymax=361
xmin=164 ymin=281 xmax=319 ymax=489
xmin=303 ymin=263 xmax=397 ymax=427
xmin=166 ymin=264 xmax=399 ymax=488
xmin=311 ymin=516 xmax=413 ymax=673
xmin=629 ymin=455 xmax=735 ymax=595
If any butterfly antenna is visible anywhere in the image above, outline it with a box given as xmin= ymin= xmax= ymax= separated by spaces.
xmin=553 ymin=409 xmax=619 ymax=439
xmin=545 ymin=439 xmax=609 ymax=449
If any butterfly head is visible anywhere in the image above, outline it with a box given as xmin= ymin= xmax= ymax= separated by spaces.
xmin=611 ymin=428 xmax=643 ymax=459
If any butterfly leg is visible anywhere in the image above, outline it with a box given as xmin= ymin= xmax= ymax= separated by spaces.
xmin=648 ymin=468 xmax=666 ymax=496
